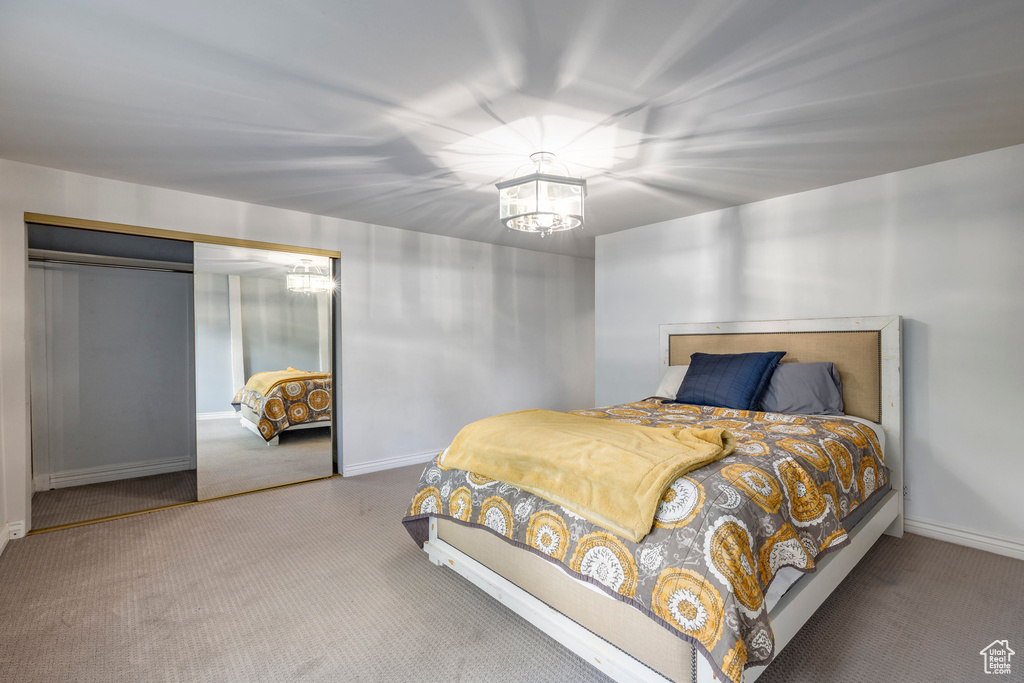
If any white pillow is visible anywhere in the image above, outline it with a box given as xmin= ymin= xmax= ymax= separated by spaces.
xmin=654 ymin=365 xmax=688 ymax=399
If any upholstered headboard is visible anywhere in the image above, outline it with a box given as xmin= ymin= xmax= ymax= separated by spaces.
xmin=667 ymin=330 xmax=881 ymax=423
xmin=660 ymin=315 xmax=904 ymax=534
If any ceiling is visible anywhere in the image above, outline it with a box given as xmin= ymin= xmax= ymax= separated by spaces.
xmin=2 ymin=1 xmax=1023 ymax=259
xmin=194 ymin=243 xmax=331 ymax=278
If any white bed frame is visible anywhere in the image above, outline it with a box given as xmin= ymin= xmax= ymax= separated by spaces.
xmin=423 ymin=316 xmax=903 ymax=683
xmin=239 ymin=416 xmax=330 ymax=446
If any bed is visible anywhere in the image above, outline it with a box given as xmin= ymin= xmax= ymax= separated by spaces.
xmin=232 ymin=368 xmax=332 ymax=445
xmin=403 ymin=316 xmax=903 ymax=683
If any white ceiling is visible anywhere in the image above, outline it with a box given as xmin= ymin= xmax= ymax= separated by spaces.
xmin=2 ymin=1 xmax=1023 ymax=258
xmin=193 ymin=242 xmax=331 ymax=278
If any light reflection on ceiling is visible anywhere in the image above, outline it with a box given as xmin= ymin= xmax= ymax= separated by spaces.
xmin=1 ymin=0 xmax=1023 ymax=258
xmin=434 ymin=109 xmax=644 ymax=187
xmin=193 ymin=243 xmax=331 ymax=279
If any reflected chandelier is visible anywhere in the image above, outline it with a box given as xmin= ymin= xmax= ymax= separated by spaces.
xmin=496 ymin=152 xmax=586 ymax=237
xmin=287 ymin=259 xmax=331 ymax=293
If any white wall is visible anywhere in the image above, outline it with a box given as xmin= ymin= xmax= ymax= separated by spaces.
xmin=239 ymin=275 xmax=322 ymax=379
xmin=342 ymin=226 xmax=594 ymax=465
xmin=0 ymin=158 xmax=595 ymax=531
xmin=596 ymin=144 xmax=1024 ymax=551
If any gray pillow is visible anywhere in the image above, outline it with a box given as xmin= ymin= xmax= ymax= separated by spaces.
xmin=654 ymin=365 xmax=688 ymax=399
xmin=758 ymin=362 xmax=844 ymax=415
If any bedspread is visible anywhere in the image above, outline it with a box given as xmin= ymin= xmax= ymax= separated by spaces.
xmin=441 ymin=408 xmax=734 ymax=542
xmin=233 ymin=369 xmax=331 ymax=441
xmin=403 ymin=398 xmax=889 ymax=683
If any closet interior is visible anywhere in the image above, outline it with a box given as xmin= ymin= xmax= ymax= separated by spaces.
xmin=27 ymin=219 xmax=337 ymax=530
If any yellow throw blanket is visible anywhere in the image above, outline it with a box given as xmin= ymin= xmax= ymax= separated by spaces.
xmin=243 ymin=368 xmax=329 ymax=396
xmin=441 ymin=409 xmax=735 ymax=542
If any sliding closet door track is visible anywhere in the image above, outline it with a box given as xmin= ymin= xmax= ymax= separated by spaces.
xmin=26 ymin=474 xmax=340 ymax=535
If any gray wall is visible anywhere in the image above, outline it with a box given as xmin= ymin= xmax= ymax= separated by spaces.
xmin=193 ymin=272 xmax=327 ymax=413
xmin=29 ymin=262 xmax=194 ymax=482
xmin=341 ymin=226 xmax=595 ymax=464
xmin=0 ymin=157 xmax=595 ymax=530
xmin=240 ymin=276 xmax=322 ymax=377
xmin=193 ymin=272 xmax=233 ymax=414
xmin=595 ymin=143 xmax=1024 ymax=548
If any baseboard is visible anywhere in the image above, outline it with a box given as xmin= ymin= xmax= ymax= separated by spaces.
xmin=46 ymin=457 xmax=193 ymax=489
xmin=2 ymin=520 xmax=27 ymax=554
xmin=905 ymin=516 xmax=1024 ymax=560
xmin=342 ymin=449 xmax=440 ymax=477
xmin=196 ymin=411 xmax=238 ymax=420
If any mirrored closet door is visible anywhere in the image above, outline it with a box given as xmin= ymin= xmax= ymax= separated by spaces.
xmin=193 ymin=244 xmax=335 ymax=499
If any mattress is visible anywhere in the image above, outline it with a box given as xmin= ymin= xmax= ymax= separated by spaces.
xmin=404 ymin=399 xmax=890 ymax=683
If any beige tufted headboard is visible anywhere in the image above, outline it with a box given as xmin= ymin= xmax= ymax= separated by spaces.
xmin=659 ymin=316 xmax=904 ymax=534
xmin=667 ymin=330 xmax=881 ymax=423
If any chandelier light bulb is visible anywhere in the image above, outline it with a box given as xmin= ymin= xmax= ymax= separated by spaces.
xmin=495 ymin=152 xmax=586 ymax=236
xmin=287 ymin=258 xmax=332 ymax=294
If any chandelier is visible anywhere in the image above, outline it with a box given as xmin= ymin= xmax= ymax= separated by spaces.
xmin=496 ymin=152 xmax=586 ymax=237
xmin=286 ymin=259 xmax=332 ymax=293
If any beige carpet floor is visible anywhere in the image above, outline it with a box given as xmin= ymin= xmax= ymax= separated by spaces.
xmin=197 ymin=417 xmax=332 ymax=499
xmin=2 ymin=464 xmax=1021 ymax=683
xmin=30 ymin=469 xmax=197 ymax=529
xmin=30 ymin=418 xmax=332 ymax=528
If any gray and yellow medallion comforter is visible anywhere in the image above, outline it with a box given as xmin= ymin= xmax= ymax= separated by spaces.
xmin=232 ymin=369 xmax=332 ymax=441
xmin=403 ymin=398 xmax=889 ymax=683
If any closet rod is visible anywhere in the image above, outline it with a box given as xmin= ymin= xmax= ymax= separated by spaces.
xmin=28 ymin=249 xmax=193 ymax=274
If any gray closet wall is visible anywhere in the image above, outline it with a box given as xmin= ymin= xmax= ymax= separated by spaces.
xmin=29 ymin=226 xmax=196 ymax=489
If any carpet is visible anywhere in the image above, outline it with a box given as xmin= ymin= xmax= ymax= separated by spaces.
xmin=196 ymin=417 xmax=332 ymax=499
xmin=2 ymin=464 xmax=1022 ymax=682
xmin=30 ymin=469 xmax=197 ymax=529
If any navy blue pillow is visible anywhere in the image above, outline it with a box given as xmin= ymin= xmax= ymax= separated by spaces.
xmin=675 ymin=351 xmax=786 ymax=410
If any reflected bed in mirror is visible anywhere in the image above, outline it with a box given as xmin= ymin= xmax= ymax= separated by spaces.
xmin=194 ymin=243 xmax=335 ymax=500
xmin=233 ymin=367 xmax=332 ymax=445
